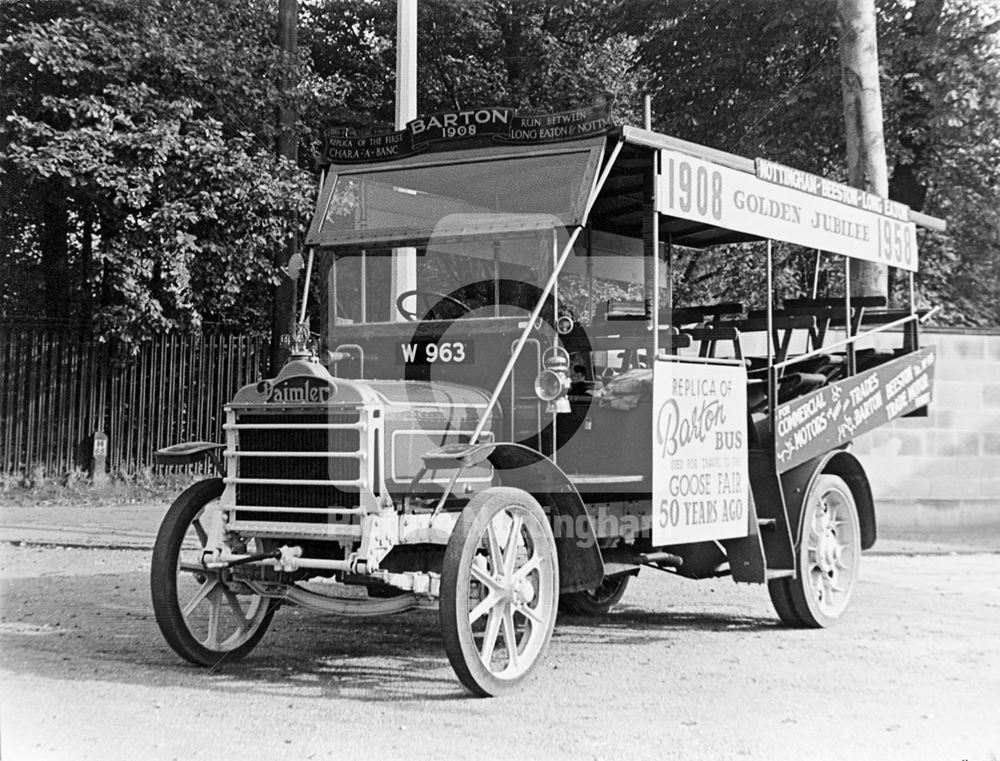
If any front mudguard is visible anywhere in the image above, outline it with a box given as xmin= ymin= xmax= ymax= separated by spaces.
xmin=153 ymin=441 xmax=225 ymax=476
xmin=426 ymin=442 xmax=605 ymax=594
xmin=486 ymin=443 xmax=605 ymax=594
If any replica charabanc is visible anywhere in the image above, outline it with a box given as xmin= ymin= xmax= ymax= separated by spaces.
xmin=151 ymin=104 xmax=942 ymax=696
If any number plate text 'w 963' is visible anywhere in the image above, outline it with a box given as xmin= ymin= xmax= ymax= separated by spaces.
xmin=395 ymin=341 xmax=473 ymax=365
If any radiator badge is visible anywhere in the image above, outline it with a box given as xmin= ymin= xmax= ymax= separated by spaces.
xmin=258 ymin=377 xmax=333 ymax=404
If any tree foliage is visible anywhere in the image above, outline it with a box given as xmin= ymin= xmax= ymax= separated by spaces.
xmin=2 ymin=0 xmax=997 ymax=338
xmin=302 ymin=0 xmax=646 ymax=129
xmin=0 ymin=0 xmax=335 ymax=340
xmin=622 ymin=0 xmax=1000 ymax=324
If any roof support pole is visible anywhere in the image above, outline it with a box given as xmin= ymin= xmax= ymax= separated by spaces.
xmin=766 ymin=239 xmax=774 ymax=363
xmin=470 ymin=139 xmax=625 ymax=445
xmin=391 ymin=0 xmax=418 ymax=321
xmin=845 ymin=257 xmax=857 ymax=376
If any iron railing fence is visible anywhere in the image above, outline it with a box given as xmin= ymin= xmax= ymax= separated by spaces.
xmin=0 ymin=326 xmax=269 ymax=477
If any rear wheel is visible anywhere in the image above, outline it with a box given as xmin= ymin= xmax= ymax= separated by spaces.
xmin=439 ymin=488 xmax=559 ymax=697
xmin=150 ymin=479 xmax=277 ymax=666
xmin=560 ymin=573 xmax=630 ymax=616
xmin=769 ymin=474 xmax=861 ymax=628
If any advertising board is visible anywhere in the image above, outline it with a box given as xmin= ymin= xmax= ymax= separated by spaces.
xmin=657 ymin=148 xmax=919 ymax=272
xmin=774 ymin=347 xmax=936 ymax=472
xmin=651 ymin=359 xmax=749 ymax=546
xmin=320 ymin=103 xmax=614 ymax=164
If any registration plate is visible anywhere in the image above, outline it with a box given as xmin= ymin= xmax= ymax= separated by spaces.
xmin=395 ymin=340 xmax=473 ymax=365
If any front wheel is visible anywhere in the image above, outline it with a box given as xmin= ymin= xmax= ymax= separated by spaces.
xmin=150 ymin=479 xmax=277 ymax=666
xmin=439 ymin=488 xmax=559 ymax=697
xmin=768 ymin=473 xmax=862 ymax=628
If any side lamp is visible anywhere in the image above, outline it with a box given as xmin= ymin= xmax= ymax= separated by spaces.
xmin=534 ymin=346 xmax=571 ymax=414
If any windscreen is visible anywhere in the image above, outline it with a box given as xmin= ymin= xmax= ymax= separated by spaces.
xmin=307 ymin=142 xmax=603 ymax=249
xmin=324 ymin=215 xmax=567 ymax=326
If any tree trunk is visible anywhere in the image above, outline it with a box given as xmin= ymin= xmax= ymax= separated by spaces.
xmin=40 ymin=181 xmax=71 ymax=320
xmin=80 ymin=206 xmax=94 ymax=325
xmin=496 ymin=7 xmax=527 ymax=106
xmin=837 ymin=0 xmax=888 ymax=298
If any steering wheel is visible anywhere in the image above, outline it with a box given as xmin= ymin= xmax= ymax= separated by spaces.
xmin=395 ymin=289 xmax=472 ymax=322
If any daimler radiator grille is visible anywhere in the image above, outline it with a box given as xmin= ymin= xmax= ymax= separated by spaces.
xmin=232 ymin=410 xmax=363 ymax=524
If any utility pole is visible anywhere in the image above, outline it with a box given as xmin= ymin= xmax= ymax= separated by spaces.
xmin=838 ymin=0 xmax=889 ymax=298
xmin=271 ymin=0 xmax=299 ymax=374
xmin=391 ymin=0 xmax=418 ymax=321
xmin=395 ymin=0 xmax=417 ymax=127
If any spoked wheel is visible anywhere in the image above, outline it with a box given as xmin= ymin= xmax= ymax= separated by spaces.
xmin=768 ymin=473 xmax=861 ymax=627
xmin=151 ymin=479 xmax=278 ymax=666
xmin=560 ymin=573 xmax=630 ymax=616
xmin=439 ymin=488 xmax=559 ymax=697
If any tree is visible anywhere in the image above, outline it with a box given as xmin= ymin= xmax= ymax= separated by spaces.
xmin=879 ymin=0 xmax=1000 ymax=324
xmin=622 ymin=0 xmax=853 ymax=308
xmin=624 ymin=0 xmax=1000 ymax=324
xmin=0 ymin=0 xmax=338 ymax=341
xmin=4 ymin=0 xmax=996 ymax=335
xmin=302 ymin=0 xmax=646 ymax=131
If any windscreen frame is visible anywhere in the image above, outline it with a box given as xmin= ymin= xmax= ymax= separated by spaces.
xmin=305 ymin=139 xmax=606 ymax=250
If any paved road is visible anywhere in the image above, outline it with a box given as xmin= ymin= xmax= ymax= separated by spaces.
xmin=1 ymin=543 xmax=998 ymax=761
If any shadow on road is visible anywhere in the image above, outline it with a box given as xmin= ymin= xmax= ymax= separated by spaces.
xmin=0 ymin=570 xmax=469 ymax=702
xmin=2 ymin=568 xmax=778 ymax=701
xmin=554 ymin=605 xmax=781 ymax=649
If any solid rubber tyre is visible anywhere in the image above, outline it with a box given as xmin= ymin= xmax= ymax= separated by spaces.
xmin=777 ymin=473 xmax=862 ymax=628
xmin=151 ymin=478 xmax=277 ymax=666
xmin=767 ymin=575 xmax=805 ymax=626
xmin=439 ymin=487 xmax=559 ymax=697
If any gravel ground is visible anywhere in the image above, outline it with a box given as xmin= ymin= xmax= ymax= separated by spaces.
xmin=1 ymin=543 xmax=998 ymax=761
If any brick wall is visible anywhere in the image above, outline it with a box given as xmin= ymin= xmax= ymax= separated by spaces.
xmin=852 ymin=329 xmax=1000 ymax=528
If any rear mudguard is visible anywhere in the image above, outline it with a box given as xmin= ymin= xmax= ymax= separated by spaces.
xmin=484 ymin=443 xmax=605 ymax=594
xmin=781 ymin=448 xmax=876 ymax=551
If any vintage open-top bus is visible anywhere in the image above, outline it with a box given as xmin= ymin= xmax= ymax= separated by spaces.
xmin=151 ymin=104 xmax=943 ymax=696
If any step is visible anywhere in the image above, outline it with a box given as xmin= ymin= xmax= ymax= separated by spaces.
xmin=567 ymin=473 xmax=646 ymax=485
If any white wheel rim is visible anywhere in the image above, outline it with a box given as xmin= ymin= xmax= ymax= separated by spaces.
xmin=803 ymin=485 xmax=859 ymax=618
xmin=175 ymin=504 xmax=269 ymax=652
xmin=465 ymin=505 xmax=555 ymax=681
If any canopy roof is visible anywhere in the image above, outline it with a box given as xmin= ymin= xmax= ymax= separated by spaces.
xmin=306 ymin=113 xmax=945 ymax=273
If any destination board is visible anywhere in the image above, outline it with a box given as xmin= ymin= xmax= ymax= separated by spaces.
xmin=319 ymin=103 xmax=615 ymax=165
xmin=657 ymin=149 xmax=919 ymax=271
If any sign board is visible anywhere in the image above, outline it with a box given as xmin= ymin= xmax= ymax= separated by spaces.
xmin=651 ymin=360 xmax=749 ymax=546
xmin=657 ymin=148 xmax=919 ymax=272
xmin=775 ymin=346 xmax=936 ymax=472
xmin=755 ymin=159 xmax=910 ymax=221
xmin=320 ymin=103 xmax=615 ymax=165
